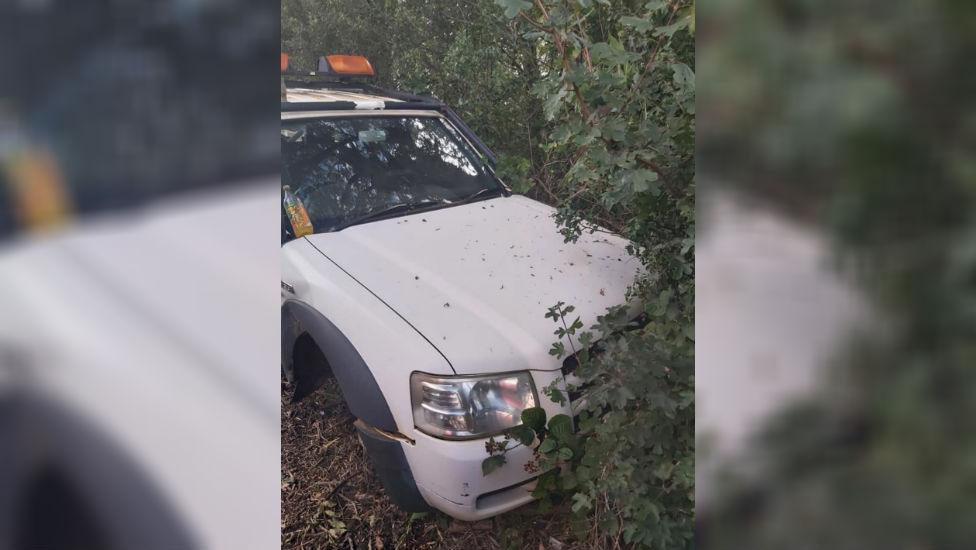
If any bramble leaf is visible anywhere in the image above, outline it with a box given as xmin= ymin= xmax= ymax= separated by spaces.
xmin=520 ymin=407 xmax=547 ymax=432
xmin=481 ymin=455 xmax=506 ymax=476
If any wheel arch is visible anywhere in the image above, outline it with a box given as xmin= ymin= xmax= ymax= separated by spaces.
xmin=281 ymin=299 xmax=398 ymax=432
xmin=0 ymin=393 xmax=199 ymax=550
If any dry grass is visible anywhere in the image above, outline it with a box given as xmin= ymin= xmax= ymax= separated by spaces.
xmin=281 ymin=376 xmax=601 ymax=550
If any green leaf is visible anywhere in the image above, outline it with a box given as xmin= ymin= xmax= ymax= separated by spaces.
xmin=521 ymin=407 xmax=547 ymax=432
xmin=653 ymin=461 xmax=675 ymax=480
xmin=481 ymin=455 xmax=506 ymax=476
xmin=548 ymin=414 xmax=574 ymax=442
xmin=511 ymin=178 xmax=534 ymax=194
xmin=538 ymin=438 xmax=558 ymax=453
xmin=671 ymin=63 xmax=695 ymax=92
xmin=558 ymin=446 xmax=574 ymax=460
xmin=620 ymin=16 xmax=653 ymax=33
xmin=543 ymin=87 xmax=568 ymax=120
xmin=507 ymin=424 xmax=536 ymax=446
xmin=644 ymin=0 xmax=668 ymax=12
xmin=681 ymin=4 xmax=696 ymax=35
xmin=654 ymin=18 xmax=690 ymax=38
xmin=571 ymin=492 xmax=592 ymax=513
xmin=627 ymin=169 xmax=660 ymax=194
xmin=546 ymin=386 xmax=567 ymax=405
xmin=549 ymin=341 xmax=566 ymax=357
xmin=561 ymin=471 xmax=578 ymax=490
xmin=495 ymin=0 xmax=532 ymax=19
xmin=539 ymin=470 xmax=558 ymax=491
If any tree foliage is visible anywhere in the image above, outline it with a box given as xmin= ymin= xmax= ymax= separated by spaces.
xmin=697 ymin=0 xmax=976 ymax=548
xmin=484 ymin=1 xmax=695 ymax=547
xmin=282 ymin=0 xmax=543 ymax=172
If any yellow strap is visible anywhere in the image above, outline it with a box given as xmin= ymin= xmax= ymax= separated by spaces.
xmin=4 ymin=148 xmax=71 ymax=231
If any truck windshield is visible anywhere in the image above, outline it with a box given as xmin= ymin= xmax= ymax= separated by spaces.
xmin=281 ymin=115 xmax=502 ymax=233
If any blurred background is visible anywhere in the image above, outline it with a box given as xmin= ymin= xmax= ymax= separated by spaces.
xmin=696 ymin=0 xmax=976 ymax=548
xmin=5 ymin=0 xmax=975 ymax=546
xmin=0 ymin=1 xmax=279 ymax=549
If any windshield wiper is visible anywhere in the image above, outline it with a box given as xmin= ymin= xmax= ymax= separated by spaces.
xmin=453 ymin=186 xmax=506 ymax=205
xmin=329 ymin=188 xmax=505 ymax=232
xmin=331 ymin=199 xmax=448 ymax=231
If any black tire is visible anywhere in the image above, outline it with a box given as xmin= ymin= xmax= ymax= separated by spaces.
xmin=283 ymin=334 xmax=331 ymax=404
xmin=0 ymin=393 xmax=197 ymax=550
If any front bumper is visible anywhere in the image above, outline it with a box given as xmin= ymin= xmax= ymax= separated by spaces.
xmin=356 ymin=420 xmax=540 ymax=520
xmin=401 ymin=369 xmax=570 ymax=521
xmin=406 ymin=432 xmax=538 ymax=521
xmin=356 ymin=369 xmax=570 ymax=521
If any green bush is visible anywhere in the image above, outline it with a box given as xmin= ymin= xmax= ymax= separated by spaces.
xmin=482 ymin=1 xmax=695 ymax=547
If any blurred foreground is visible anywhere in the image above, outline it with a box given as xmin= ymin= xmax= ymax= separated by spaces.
xmin=697 ymin=0 xmax=976 ymax=548
xmin=0 ymin=1 xmax=279 ymax=549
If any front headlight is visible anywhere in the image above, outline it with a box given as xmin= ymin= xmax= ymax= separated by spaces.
xmin=410 ymin=371 xmax=538 ymax=439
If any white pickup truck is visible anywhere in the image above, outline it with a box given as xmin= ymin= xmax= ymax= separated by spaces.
xmin=280 ymin=55 xmax=640 ymax=521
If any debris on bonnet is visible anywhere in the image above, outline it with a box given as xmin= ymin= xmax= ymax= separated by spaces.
xmin=443 ymin=302 xmax=450 ymax=308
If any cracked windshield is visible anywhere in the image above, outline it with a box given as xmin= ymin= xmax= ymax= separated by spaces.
xmin=281 ymin=116 xmax=501 ymax=235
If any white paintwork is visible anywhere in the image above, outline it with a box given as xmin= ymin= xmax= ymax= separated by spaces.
xmin=282 ymin=98 xmax=642 ymax=520
xmin=281 ymin=109 xmax=441 ymax=121
xmin=284 ymin=87 xmax=401 ymax=110
xmin=281 ymin=237 xmax=455 ymax=436
xmin=0 ymin=182 xmax=281 ymax=549
xmin=304 ymin=195 xmax=638 ymax=374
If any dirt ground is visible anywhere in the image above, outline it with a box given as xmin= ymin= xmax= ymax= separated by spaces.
xmin=281 ymin=376 xmax=595 ymax=550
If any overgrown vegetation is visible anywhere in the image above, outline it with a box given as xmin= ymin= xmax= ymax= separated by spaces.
xmin=697 ymin=0 xmax=976 ymax=547
xmin=282 ymin=1 xmax=694 ymax=547
xmin=482 ymin=1 xmax=695 ymax=548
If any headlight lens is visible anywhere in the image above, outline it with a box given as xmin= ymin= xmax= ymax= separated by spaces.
xmin=410 ymin=371 xmax=538 ymax=439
